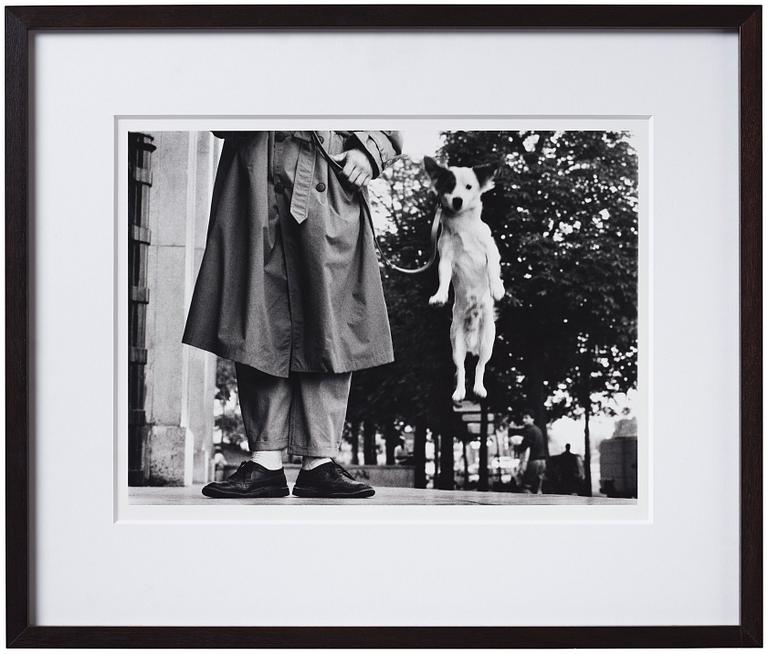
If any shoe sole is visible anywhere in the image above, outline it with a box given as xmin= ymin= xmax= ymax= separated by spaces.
xmin=292 ymin=486 xmax=375 ymax=499
xmin=201 ymin=486 xmax=290 ymax=499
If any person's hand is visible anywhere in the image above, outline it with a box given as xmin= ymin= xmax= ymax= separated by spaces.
xmin=329 ymin=149 xmax=373 ymax=189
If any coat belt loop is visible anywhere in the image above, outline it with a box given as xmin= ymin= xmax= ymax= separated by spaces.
xmin=289 ymin=139 xmax=316 ymax=224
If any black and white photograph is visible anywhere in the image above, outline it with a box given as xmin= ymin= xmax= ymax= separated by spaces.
xmin=127 ymin=127 xmax=641 ymax=506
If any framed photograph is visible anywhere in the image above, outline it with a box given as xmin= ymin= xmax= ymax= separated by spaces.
xmin=6 ymin=4 xmax=761 ymax=648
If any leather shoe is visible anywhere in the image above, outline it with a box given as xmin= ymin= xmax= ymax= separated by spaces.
xmin=292 ymin=461 xmax=375 ymax=498
xmin=202 ymin=461 xmax=289 ymax=498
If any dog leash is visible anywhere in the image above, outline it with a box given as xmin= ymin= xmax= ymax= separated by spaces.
xmin=310 ymin=131 xmax=441 ymax=275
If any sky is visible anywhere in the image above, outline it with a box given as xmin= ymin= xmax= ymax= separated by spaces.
xmin=398 ymin=129 xmax=444 ymax=159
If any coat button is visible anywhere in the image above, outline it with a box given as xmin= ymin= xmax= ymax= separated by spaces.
xmin=316 ymin=182 xmax=326 ymax=192
xmin=317 ymin=135 xmax=324 ymax=143
xmin=274 ymin=183 xmax=284 ymax=194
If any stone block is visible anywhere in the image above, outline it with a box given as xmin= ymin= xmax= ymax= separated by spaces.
xmin=150 ymin=132 xmax=192 ymax=247
xmin=187 ymin=348 xmax=216 ymax=484
xmin=146 ymin=425 xmax=194 ymax=486
xmin=146 ymin=245 xmax=188 ymax=425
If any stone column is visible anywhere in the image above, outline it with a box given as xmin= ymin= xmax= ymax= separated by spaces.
xmin=186 ymin=133 xmax=221 ymax=484
xmin=144 ymin=131 xmax=219 ymax=485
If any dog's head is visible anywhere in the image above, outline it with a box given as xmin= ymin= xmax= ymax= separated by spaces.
xmin=423 ymin=157 xmax=496 ymax=214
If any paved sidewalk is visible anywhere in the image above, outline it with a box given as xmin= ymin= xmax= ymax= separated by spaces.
xmin=129 ymin=485 xmax=634 ymax=505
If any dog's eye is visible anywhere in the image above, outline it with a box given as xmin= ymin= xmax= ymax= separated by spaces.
xmin=466 ymin=184 xmax=472 ymax=190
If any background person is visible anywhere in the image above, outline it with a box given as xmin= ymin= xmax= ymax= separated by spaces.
xmin=510 ymin=412 xmax=547 ymax=494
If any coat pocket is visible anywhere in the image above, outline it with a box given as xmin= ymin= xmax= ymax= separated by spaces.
xmin=311 ymin=133 xmax=356 ymax=222
xmin=324 ymin=175 xmax=361 ymax=224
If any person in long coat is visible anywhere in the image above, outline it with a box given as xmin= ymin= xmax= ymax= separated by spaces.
xmin=183 ymin=130 xmax=402 ymax=499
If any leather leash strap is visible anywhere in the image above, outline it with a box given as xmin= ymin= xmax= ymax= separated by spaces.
xmin=310 ymin=131 xmax=441 ymax=275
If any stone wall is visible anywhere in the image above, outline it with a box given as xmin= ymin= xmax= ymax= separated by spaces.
xmin=143 ymin=131 xmax=221 ymax=485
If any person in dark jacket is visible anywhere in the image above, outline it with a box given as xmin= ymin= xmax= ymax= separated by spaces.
xmin=510 ymin=412 xmax=548 ymax=494
xmin=183 ymin=131 xmax=402 ymax=499
xmin=558 ymin=443 xmax=584 ymax=494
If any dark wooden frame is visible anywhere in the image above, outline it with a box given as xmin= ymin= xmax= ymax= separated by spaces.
xmin=5 ymin=4 xmax=762 ymax=648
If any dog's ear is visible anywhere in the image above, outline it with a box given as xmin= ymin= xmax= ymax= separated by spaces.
xmin=424 ymin=156 xmax=446 ymax=182
xmin=473 ymin=163 xmax=497 ymax=193
xmin=424 ymin=156 xmax=457 ymax=194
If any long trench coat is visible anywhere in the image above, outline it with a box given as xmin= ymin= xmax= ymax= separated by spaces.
xmin=182 ymin=130 xmax=402 ymax=378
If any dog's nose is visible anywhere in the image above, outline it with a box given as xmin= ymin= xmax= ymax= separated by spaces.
xmin=452 ymin=197 xmax=463 ymax=211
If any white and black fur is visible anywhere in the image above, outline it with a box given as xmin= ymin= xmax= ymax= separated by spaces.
xmin=424 ymin=156 xmax=505 ymax=402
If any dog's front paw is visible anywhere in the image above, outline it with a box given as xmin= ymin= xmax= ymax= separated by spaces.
xmin=491 ymin=281 xmax=505 ymax=301
xmin=473 ymin=383 xmax=488 ymax=399
xmin=452 ymin=387 xmax=466 ymax=403
xmin=429 ymin=291 xmax=449 ymax=306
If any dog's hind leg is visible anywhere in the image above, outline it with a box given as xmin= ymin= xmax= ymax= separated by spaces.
xmin=472 ymin=307 xmax=496 ymax=398
xmin=451 ymin=324 xmax=467 ymax=403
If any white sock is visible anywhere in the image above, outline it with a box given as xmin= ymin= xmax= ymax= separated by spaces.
xmin=301 ymin=456 xmax=332 ymax=471
xmin=250 ymin=450 xmax=283 ymax=470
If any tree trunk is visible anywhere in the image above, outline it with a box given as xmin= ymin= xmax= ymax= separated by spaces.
xmin=478 ymin=399 xmax=489 ymax=491
xmin=583 ymin=397 xmax=592 ymax=497
xmin=462 ymin=439 xmax=470 ymax=490
xmin=363 ymin=420 xmax=377 ymax=465
xmin=493 ymin=431 xmax=503 ymax=485
xmin=581 ymin=347 xmax=593 ymax=497
xmin=350 ymin=419 xmax=360 ymax=465
xmin=414 ymin=422 xmax=427 ymax=489
xmin=438 ymin=431 xmax=454 ymax=490
xmin=384 ymin=423 xmax=397 ymax=465
xmin=433 ymin=432 xmax=440 ymax=488
xmin=526 ymin=365 xmax=550 ymax=458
